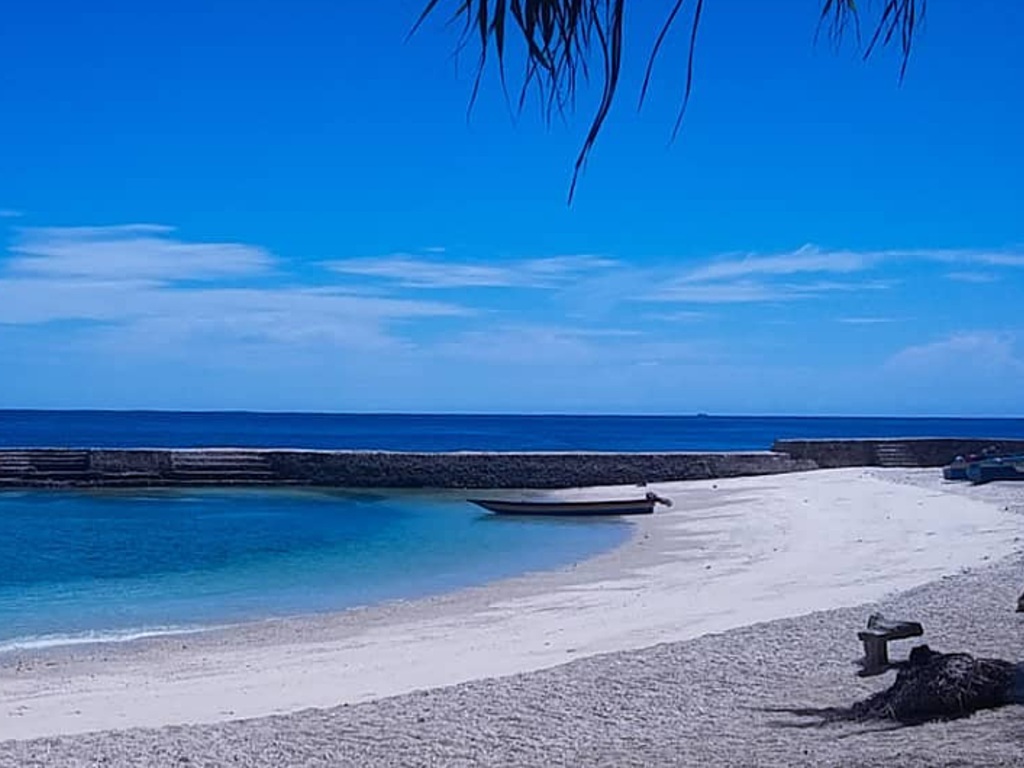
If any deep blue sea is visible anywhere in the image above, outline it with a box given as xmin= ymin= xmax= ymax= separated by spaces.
xmin=2 ymin=410 xmax=1022 ymax=651
xmin=2 ymin=410 xmax=1023 ymax=451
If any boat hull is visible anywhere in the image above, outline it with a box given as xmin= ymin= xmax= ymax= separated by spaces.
xmin=943 ymin=464 xmax=969 ymax=481
xmin=468 ymin=497 xmax=657 ymax=516
xmin=966 ymin=455 xmax=1024 ymax=484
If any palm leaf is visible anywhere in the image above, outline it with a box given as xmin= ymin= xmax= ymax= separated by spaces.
xmin=414 ymin=1 xmax=926 ymax=202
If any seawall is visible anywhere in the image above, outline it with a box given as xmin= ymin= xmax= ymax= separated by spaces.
xmin=772 ymin=437 xmax=1024 ymax=469
xmin=0 ymin=448 xmax=813 ymax=489
xmin=1 ymin=438 xmax=1020 ymax=489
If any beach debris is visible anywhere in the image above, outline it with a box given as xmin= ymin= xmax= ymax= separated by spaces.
xmin=777 ymin=645 xmax=1024 ymax=726
xmin=857 ymin=613 xmax=924 ymax=676
xmin=846 ymin=645 xmax=1023 ymax=723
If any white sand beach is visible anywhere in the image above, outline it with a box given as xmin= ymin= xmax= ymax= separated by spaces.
xmin=1 ymin=468 xmax=1022 ymax=766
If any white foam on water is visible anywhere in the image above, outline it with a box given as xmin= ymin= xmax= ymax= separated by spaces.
xmin=0 ymin=624 xmax=218 ymax=653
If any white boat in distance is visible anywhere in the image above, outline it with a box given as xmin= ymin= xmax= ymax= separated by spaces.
xmin=468 ymin=491 xmax=672 ymax=517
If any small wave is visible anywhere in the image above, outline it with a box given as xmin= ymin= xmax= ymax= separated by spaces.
xmin=0 ymin=624 xmax=218 ymax=654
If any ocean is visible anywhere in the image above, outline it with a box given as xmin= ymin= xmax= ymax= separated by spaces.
xmin=2 ymin=410 xmax=1023 ymax=451
xmin=2 ymin=411 xmax=1022 ymax=651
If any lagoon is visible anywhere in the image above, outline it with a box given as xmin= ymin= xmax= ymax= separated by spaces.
xmin=0 ymin=487 xmax=628 ymax=650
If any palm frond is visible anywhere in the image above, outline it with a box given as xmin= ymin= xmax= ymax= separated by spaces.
xmin=414 ymin=1 xmax=928 ymax=202
xmin=822 ymin=0 xmax=927 ymax=81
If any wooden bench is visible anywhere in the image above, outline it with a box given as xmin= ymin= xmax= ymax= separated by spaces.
xmin=857 ymin=613 xmax=924 ymax=676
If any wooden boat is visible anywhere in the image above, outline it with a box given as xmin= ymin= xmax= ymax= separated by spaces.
xmin=966 ymin=455 xmax=1024 ymax=485
xmin=468 ymin=491 xmax=672 ymax=517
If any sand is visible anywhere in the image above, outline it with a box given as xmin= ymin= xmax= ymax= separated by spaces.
xmin=1 ymin=468 xmax=1022 ymax=766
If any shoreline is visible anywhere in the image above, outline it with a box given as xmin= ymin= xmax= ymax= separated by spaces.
xmin=2 ymin=468 xmax=1021 ymax=744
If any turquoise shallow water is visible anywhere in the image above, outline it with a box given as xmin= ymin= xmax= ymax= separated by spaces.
xmin=0 ymin=488 xmax=629 ymax=650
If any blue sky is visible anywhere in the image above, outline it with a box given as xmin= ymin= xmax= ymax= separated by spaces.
xmin=0 ymin=0 xmax=1021 ymax=415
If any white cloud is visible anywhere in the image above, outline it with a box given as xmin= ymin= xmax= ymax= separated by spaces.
xmin=327 ymin=255 xmax=515 ymax=288
xmin=521 ymin=254 xmax=618 ymax=275
xmin=7 ymin=226 xmax=1022 ymax=387
xmin=880 ymin=332 xmax=1024 ymax=414
xmin=946 ymin=271 xmax=998 ymax=283
xmin=799 ymin=279 xmax=895 ymax=292
xmin=325 ymin=244 xmax=1020 ymax=310
xmin=646 ymin=244 xmax=898 ymax=305
xmin=9 ymin=225 xmax=274 ymax=281
xmin=888 ymin=332 xmax=1024 ymax=375
xmin=677 ymin=244 xmax=876 ymax=283
xmin=976 ymin=253 xmax=1024 ymax=267
xmin=0 ymin=277 xmax=157 ymax=324
xmin=647 ymin=278 xmax=889 ymax=304
xmin=23 ymin=223 xmax=170 ymax=237
xmin=643 ymin=241 xmax=1024 ymax=306
xmin=674 ymin=244 xmax=1024 ymax=281
xmin=647 ymin=280 xmax=789 ymax=303
xmin=0 ymin=226 xmax=471 ymax=354
xmin=0 ymin=277 xmax=468 ymax=329
xmin=325 ymin=252 xmax=617 ymax=289
xmin=816 ymin=245 xmax=1024 ymax=269
xmin=435 ymin=325 xmax=604 ymax=364
xmin=433 ymin=324 xmax=711 ymax=369
xmin=837 ymin=316 xmax=899 ymax=325
xmin=653 ymin=310 xmax=710 ymax=322
xmin=906 ymin=248 xmax=1024 ymax=268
